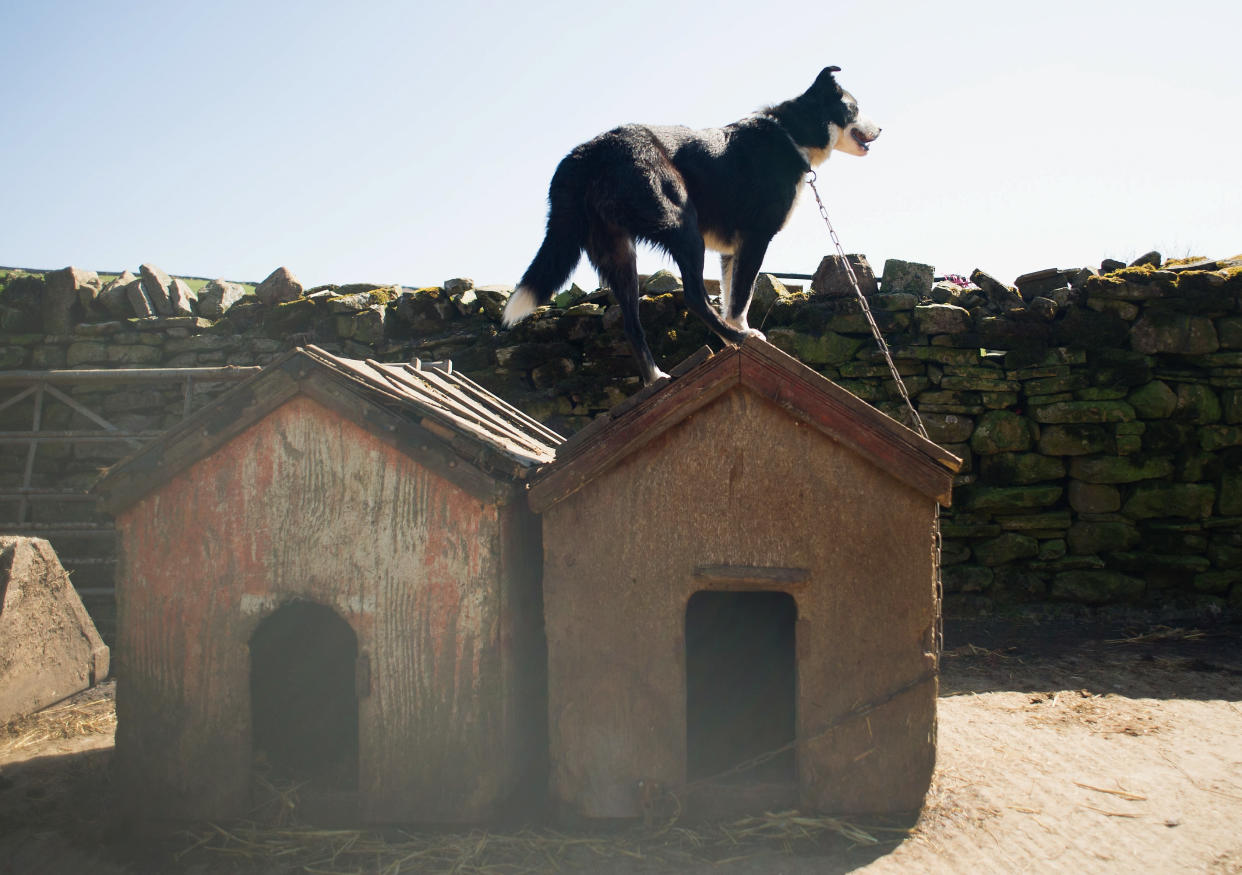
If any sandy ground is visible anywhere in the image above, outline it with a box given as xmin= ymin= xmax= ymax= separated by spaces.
xmin=1 ymin=618 xmax=1240 ymax=874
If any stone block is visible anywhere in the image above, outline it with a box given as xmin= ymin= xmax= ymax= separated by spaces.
xmin=139 ymin=263 xmax=175 ymax=316
xmin=766 ymin=329 xmax=863 ymax=365
xmin=1051 ymin=570 xmax=1144 ymax=604
xmin=995 ymin=510 xmax=1071 ymax=531
xmin=1220 ymin=472 xmax=1242 ymax=516
xmin=1068 ymin=480 xmax=1121 ymax=513
xmin=810 ymin=254 xmax=878 ymax=298
xmin=913 ymin=303 xmax=972 ymax=336
xmin=1030 ymin=400 xmax=1136 ymax=424
xmin=973 ymin=533 xmax=1040 ymax=566
xmin=1067 ymin=520 xmax=1140 ymax=555
xmin=1200 ymin=426 xmax=1242 ymax=451
xmin=1127 ymin=380 xmax=1178 ymax=419
xmin=1024 ymin=374 xmax=1089 ymax=396
xmin=1131 ymin=312 xmax=1219 ymax=355
xmin=990 ymin=567 xmax=1049 ymax=602
xmin=1174 ymin=383 xmax=1221 ymax=424
xmin=941 ymin=564 xmax=993 ymax=593
xmin=0 ymin=537 xmax=110 ymax=724
xmin=970 ymin=411 xmax=1032 ymax=455
xmin=198 ymin=280 xmax=247 ymax=319
xmin=1038 ymin=423 xmax=1112 ymax=456
xmin=1122 ymin=483 xmax=1216 ymax=520
xmin=168 ymin=278 xmax=198 ymax=317
xmin=97 ymin=270 xmax=138 ymax=318
xmin=1217 ymin=316 xmax=1242 ymax=349
xmin=1194 ymin=570 xmax=1240 ymax=594
xmin=255 ymin=266 xmax=305 ymax=306
xmin=961 ymin=484 xmax=1063 ymax=512
xmin=920 ymin=412 xmax=975 ymax=444
xmin=880 ymin=259 xmax=934 ymax=297
xmin=65 ymin=340 xmax=110 ymax=366
xmin=42 ymin=266 xmax=98 ymax=333
xmin=1068 ymin=455 xmax=1174 ymax=484
xmin=978 ymin=452 xmax=1064 ymax=485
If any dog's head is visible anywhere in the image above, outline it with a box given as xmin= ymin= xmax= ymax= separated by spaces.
xmin=807 ymin=66 xmax=880 ymax=157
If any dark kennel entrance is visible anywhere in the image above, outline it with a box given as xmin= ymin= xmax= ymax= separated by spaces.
xmin=250 ymin=600 xmax=359 ymax=789
xmin=685 ymin=590 xmax=797 ymax=782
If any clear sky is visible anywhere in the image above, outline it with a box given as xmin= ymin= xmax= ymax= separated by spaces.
xmin=2 ymin=0 xmax=1239 ymax=292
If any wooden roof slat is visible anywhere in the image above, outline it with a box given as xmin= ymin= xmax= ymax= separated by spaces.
xmin=96 ymin=347 xmax=564 ymax=513
xmin=378 ymin=362 xmax=554 ymax=460
xmin=425 ymin=366 xmax=566 ymax=448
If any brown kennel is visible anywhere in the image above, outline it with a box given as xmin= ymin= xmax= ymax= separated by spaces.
xmin=528 ymin=340 xmax=960 ymax=819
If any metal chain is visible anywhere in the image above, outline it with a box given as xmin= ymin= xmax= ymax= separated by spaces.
xmin=804 ymin=170 xmax=946 ymax=656
xmin=805 ymin=171 xmax=928 ymax=441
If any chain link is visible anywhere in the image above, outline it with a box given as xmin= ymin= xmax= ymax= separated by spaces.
xmin=805 ymin=171 xmax=928 ymax=440
xmin=804 ymin=171 xmax=946 ymax=657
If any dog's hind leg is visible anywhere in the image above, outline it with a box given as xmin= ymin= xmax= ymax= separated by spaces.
xmin=721 ymin=237 xmax=772 ymax=338
xmin=592 ymin=231 xmax=667 ymax=385
xmin=718 ymin=254 xmax=734 ymax=320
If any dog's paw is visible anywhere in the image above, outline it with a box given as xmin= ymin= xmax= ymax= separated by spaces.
xmin=742 ymin=328 xmax=766 ymax=342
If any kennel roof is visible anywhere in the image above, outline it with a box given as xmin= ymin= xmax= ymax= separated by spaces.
xmin=527 ymin=339 xmax=962 ymax=513
xmin=95 ymin=345 xmax=564 ymax=512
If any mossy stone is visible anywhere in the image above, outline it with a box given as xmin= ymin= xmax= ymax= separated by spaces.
xmin=765 ymin=328 xmax=863 ymax=365
xmin=1174 ymin=383 xmax=1221 ymax=424
xmin=1199 ymin=426 xmax=1242 ymax=451
xmin=973 ymin=533 xmax=1040 ymax=566
xmin=961 ymin=484 xmax=1063 ymax=512
xmin=970 ymin=410 xmax=1032 ymax=454
xmin=1131 ymin=312 xmax=1219 ymax=355
xmin=1219 ymin=472 xmax=1242 ymax=516
xmin=1068 ymin=455 xmax=1174 ymax=484
xmin=978 ymin=452 xmax=1064 ymax=485
xmin=1038 ymin=424 xmax=1112 ymax=456
xmin=1122 ymin=483 xmax=1216 ymax=520
xmin=990 ymin=567 xmax=1048 ymax=602
xmin=1051 ymin=570 xmax=1144 ymax=604
xmin=1067 ymin=480 xmax=1121 ymax=513
xmin=1030 ymin=400 xmax=1136 ymax=424
xmin=1067 ymin=520 xmax=1140 ymax=555
xmin=1127 ymin=381 xmax=1178 ymax=419
xmin=941 ymin=564 xmax=993 ymax=593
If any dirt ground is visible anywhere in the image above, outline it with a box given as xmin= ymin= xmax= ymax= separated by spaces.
xmin=2 ymin=617 xmax=1241 ymax=874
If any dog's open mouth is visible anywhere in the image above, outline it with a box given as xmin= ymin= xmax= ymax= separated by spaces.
xmin=852 ymin=128 xmax=874 ymax=152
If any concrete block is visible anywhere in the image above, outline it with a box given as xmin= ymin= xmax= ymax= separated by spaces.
xmin=0 ymin=537 xmax=110 ymax=725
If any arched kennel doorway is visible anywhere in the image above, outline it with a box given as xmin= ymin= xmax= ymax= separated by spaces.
xmin=685 ymin=590 xmax=797 ymax=782
xmin=249 ymin=600 xmax=359 ymax=789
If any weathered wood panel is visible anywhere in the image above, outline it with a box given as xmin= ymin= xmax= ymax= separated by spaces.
xmin=542 ymin=385 xmax=938 ymax=818
xmin=115 ymin=394 xmax=539 ymax=822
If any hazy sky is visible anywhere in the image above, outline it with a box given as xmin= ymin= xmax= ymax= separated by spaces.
xmin=2 ymin=0 xmax=1238 ymax=291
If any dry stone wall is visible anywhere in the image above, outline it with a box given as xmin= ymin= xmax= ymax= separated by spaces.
xmin=2 ymin=256 xmax=1241 ymax=621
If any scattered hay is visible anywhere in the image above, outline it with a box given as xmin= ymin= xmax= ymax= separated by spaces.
xmin=178 ymin=809 xmax=903 ymax=874
xmin=1105 ymin=626 xmax=1205 ymax=646
xmin=942 ymin=643 xmax=1019 ymax=660
xmin=0 ymin=694 xmax=116 ymax=759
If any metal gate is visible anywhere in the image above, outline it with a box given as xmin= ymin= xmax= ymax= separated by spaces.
xmin=0 ymin=366 xmax=261 ymax=639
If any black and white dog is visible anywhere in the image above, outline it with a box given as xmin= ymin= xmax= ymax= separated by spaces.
xmin=503 ymin=66 xmax=880 ymax=385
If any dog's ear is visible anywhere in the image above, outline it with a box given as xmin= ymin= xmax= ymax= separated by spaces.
xmin=810 ymin=66 xmax=843 ymax=97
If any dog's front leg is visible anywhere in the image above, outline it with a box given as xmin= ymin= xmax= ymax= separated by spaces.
xmin=718 ymin=253 xmax=734 ymax=319
xmin=722 ymin=238 xmax=771 ymax=340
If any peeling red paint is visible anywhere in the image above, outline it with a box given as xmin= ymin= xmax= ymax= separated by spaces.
xmin=114 ymin=394 xmax=545 ymax=823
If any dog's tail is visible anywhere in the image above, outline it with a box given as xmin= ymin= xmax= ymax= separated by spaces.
xmin=504 ymin=159 xmax=587 ymax=326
